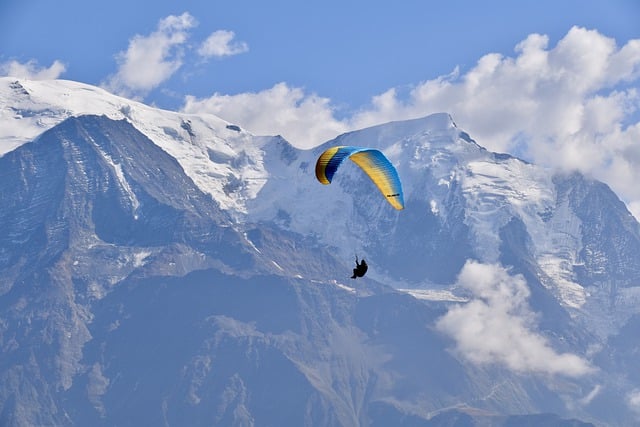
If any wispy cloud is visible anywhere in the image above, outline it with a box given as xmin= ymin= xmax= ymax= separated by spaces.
xmin=198 ymin=30 xmax=248 ymax=58
xmin=103 ymin=12 xmax=196 ymax=97
xmin=181 ymin=26 xmax=640 ymax=218
xmin=435 ymin=261 xmax=594 ymax=378
xmin=628 ymin=389 xmax=640 ymax=416
xmin=0 ymin=59 xmax=66 ymax=80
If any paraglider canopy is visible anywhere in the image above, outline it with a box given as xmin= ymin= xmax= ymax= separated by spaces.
xmin=315 ymin=146 xmax=404 ymax=210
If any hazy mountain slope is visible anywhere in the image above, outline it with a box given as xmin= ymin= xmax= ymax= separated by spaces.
xmin=4 ymin=78 xmax=640 ymax=425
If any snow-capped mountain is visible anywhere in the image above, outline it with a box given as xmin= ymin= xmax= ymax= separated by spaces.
xmin=2 ymin=77 xmax=640 ymax=426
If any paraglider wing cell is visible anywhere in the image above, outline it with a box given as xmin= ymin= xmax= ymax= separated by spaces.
xmin=315 ymin=146 xmax=404 ymax=210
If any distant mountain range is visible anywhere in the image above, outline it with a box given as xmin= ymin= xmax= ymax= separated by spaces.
xmin=2 ymin=77 xmax=639 ymax=426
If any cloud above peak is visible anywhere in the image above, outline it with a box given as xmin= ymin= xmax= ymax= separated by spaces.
xmin=184 ymin=27 xmax=640 ymax=153
xmin=0 ymin=59 xmax=66 ymax=80
xmin=103 ymin=12 xmax=196 ymax=97
xmin=101 ymin=13 xmax=249 ymax=99
xmin=183 ymin=82 xmax=349 ymax=147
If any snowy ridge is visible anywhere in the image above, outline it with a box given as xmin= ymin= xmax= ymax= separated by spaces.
xmin=2 ymin=77 xmax=639 ymax=325
xmin=461 ymin=156 xmax=587 ymax=308
xmin=0 ymin=77 xmax=272 ymax=214
xmin=246 ymin=114 xmax=474 ymax=256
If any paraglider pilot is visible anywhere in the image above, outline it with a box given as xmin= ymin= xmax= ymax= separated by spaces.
xmin=351 ymin=256 xmax=368 ymax=279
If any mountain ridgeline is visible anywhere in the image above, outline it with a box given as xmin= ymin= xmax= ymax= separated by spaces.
xmin=1 ymin=78 xmax=640 ymax=426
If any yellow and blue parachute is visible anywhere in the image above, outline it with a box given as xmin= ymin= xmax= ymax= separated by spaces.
xmin=315 ymin=146 xmax=404 ymax=210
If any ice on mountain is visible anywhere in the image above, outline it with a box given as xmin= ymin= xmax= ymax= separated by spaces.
xmin=5 ymin=78 xmax=640 ymax=425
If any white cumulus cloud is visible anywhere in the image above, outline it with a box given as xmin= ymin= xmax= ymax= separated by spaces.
xmin=198 ymin=30 xmax=248 ymax=58
xmin=436 ymin=261 xmax=594 ymax=378
xmin=0 ymin=59 xmax=66 ymax=80
xmin=182 ymin=82 xmax=349 ymax=148
xmin=103 ymin=12 xmax=196 ymax=97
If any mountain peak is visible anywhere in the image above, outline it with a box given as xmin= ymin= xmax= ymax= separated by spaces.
xmin=4 ymin=78 xmax=640 ymax=426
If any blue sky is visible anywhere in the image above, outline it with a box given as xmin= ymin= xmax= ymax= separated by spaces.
xmin=2 ymin=0 xmax=640 ymax=214
xmin=2 ymin=1 xmax=637 ymax=109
